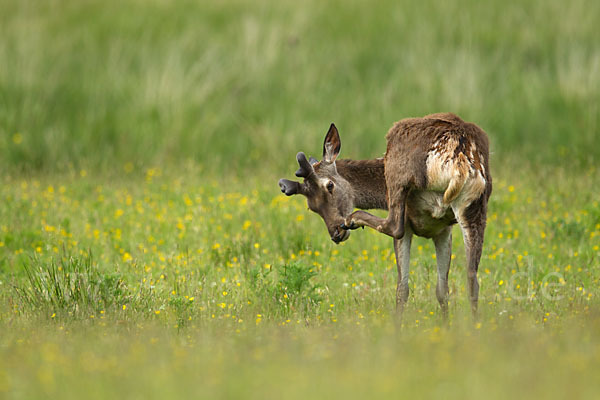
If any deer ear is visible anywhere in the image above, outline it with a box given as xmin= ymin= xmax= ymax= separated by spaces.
xmin=323 ymin=123 xmax=341 ymax=163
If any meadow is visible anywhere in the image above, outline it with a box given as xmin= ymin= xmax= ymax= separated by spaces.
xmin=1 ymin=0 xmax=599 ymax=398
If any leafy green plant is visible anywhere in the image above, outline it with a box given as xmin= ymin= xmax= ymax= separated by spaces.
xmin=274 ymin=263 xmax=322 ymax=315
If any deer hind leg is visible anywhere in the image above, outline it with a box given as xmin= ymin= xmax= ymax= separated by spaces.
xmin=454 ymin=197 xmax=488 ymax=318
xmin=342 ymin=187 xmax=409 ymax=240
xmin=433 ymin=227 xmax=452 ymax=319
xmin=394 ymin=229 xmax=412 ymax=316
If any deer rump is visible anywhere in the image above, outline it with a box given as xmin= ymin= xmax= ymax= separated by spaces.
xmin=383 ymin=113 xmax=490 ymax=236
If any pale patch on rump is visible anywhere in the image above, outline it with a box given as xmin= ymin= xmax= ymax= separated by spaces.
xmin=425 ymin=139 xmax=486 ymax=219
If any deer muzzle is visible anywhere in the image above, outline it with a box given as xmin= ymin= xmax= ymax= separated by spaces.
xmin=331 ymin=227 xmax=350 ymax=244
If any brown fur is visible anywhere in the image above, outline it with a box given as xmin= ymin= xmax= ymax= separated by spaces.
xmin=333 ymin=159 xmax=387 ymax=210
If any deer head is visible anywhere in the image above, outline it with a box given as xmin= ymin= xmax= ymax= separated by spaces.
xmin=278 ymin=124 xmax=355 ymax=244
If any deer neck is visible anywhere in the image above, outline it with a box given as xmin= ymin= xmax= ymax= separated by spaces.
xmin=336 ymin=158 xmax=388 ymax=210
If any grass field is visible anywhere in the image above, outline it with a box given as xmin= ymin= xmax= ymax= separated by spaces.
xmin=1 ymin=0 xmax=600 ymax=398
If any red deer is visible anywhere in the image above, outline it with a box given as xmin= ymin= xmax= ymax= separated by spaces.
xmin=278 ymin=113 xmax=492 ymax=317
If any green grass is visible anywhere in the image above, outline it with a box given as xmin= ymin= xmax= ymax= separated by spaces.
xmin=1 ymin=0 xmax=600 ymax=398
xmin=2 ymin=317 xmax=600 ymax=399
xmin=1 ymin=167 xmax=599 ymax=398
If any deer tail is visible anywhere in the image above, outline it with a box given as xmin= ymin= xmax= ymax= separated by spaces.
xmin=442 ymin=153 xmax=469 ymax=205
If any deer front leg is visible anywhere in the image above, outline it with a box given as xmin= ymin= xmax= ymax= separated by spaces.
xmin=341 ymin=210 xmax=384 ymax=230
xmin=342 ymin=187 xmax=409 ymax=240
xmin=394 ymin=230 xmax=412 ymax=316
xmin=433 ymin=227 xmax=452 ymax=319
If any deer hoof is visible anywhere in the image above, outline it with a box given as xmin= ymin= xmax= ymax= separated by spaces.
xmin=340 ymin=221 xmax=358 ymax=230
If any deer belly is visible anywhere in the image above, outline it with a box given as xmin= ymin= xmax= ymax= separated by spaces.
xmin=410 ymin=190 xmax=447 ymax=220
xmin=407 ymin=191 xmax=457 ymax=237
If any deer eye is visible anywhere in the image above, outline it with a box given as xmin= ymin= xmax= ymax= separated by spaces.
xmin=326 ymin=181 xmax=334 ymax=193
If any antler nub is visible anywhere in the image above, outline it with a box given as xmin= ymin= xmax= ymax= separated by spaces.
xmin=295 ymin=152 xmax=315 ymax=178
xmin=278 ymin=179 xmax=301 ymax=196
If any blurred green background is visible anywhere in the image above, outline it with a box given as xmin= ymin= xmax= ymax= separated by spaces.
xmin=1 ymin=0 xmax=598 ymax=175
xmin=2 ymin=2 xmax=600 ymax=398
